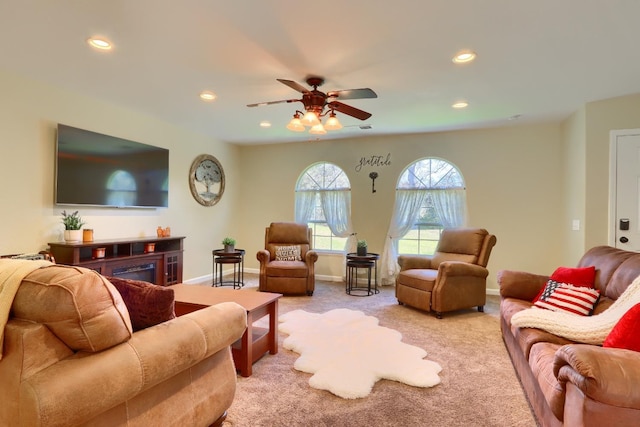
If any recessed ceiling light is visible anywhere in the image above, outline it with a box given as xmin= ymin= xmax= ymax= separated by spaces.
xmin=87 ymin=37 xmax=112 ymax=51
xmin=452 ymin=50 xmax=476 ymax=64
xmin=260 ymin=121 xmax=271 ymax=128
xmin=199 ymin=91 xmax=217 ymax=101
xmin=452 ymin=101 xmax=469 ymax=109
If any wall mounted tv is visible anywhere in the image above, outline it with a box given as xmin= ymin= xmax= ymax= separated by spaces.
xmin=55 ymin=124 xmax=169 ymax=208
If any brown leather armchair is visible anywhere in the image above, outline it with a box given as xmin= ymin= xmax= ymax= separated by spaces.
xmin=256 ymin=222 xmax=318 ymax=295
xmin=396 ymin=228 xmax=496 ymax=318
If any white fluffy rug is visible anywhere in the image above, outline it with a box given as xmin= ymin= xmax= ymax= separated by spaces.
xmin=278 ymin=308 xmax=442 ymax=399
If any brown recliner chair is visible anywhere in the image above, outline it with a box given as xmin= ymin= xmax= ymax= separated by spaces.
xmin=396 ymin=228 xmax=496 ymax=318
xmin=257 ymin=222 xmax=318 ymax=295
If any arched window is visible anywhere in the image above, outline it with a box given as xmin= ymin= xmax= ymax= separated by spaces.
xmin=295 ymin=162 xmax=353 ymax=251
xmin=380 ymin=158 xmax=467 ymax=284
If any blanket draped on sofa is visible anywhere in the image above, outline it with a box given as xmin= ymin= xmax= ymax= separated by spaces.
xmin=0 ymin=259 xmax=52 ymax=359
xmin=511 ymin=274 xmax=640 ymax=344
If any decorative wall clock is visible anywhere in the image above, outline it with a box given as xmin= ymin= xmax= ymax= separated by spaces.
xmin=189 ymin=154 xmax=225 ymax=206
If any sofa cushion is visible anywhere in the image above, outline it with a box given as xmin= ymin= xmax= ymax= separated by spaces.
xmin=106 ymin=276 xmax=175 ymax=331
xmin=12 ymin=265 xmax=132 ymax=352
xmin=603 ymin=303 xmax=640 ymax=352
xmin=397 ymin=269 xmax=437 ymax=292
xmin=266 ymin=261 xmax=308 ymax=277
xmin=533 ymin=282 xmax=600 ymax=316
xmin=274 ymin=245 xmax=302 ymax=261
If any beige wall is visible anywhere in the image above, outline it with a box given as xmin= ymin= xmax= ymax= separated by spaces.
xmin=235 ymin=124 xmax=566 ymax=291
xmin=561 ymin=107 xmax=587 ymax=264
xmin=0 ymin=69 xmax=239 ymax=281
xmin=584 ymin=93 xmax=640 ymax=250
xmin=4 ymin=66 xmax=639 ymax=289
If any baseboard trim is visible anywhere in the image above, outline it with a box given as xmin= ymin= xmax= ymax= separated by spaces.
xmin=185 ymin=269 xmax=501 ymax=295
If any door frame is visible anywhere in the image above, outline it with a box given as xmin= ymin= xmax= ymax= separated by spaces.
xmin=608 ymin=128 xmax=640 ymax=247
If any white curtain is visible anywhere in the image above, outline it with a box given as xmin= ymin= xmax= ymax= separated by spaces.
xmin=379 ymin=189 xmax=429 ymax=285
xmin=321 ymin=190 xmax=356 ymax=279
xmin=430 ymin=189 xmax=468 ymax=228
xmin=294 ymin=191 xmax=316 ymax=224
xmin=296 ymin=190 xmax=355 ymax=279
xmin=320 ymin=190 xmax=353 ymax=240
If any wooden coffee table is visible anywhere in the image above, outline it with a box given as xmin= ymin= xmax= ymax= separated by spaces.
xmin=170 ymin=284 xmax=282 ymax=377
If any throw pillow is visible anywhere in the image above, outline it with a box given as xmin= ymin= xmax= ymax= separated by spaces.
xmin=550 ymin=265 xmax=596 ymax=288
xmin=603 ymin=303 xmax=640 ymax=352
xmin=532 ymin=265 xmax=597 ymax=303
xmin=106 ymin=276 xmax=175 ymax=331
xmin=533 ymin=281 xmax=600 ymax=316
xmin=274 ymin=245 xmax=302 ymax=261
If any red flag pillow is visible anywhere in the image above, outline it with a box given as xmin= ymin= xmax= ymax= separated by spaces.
xmin=533 ymin=282 xmax=600 ymax=316
xmin=603 ymin=303 xmax=640 ymax=352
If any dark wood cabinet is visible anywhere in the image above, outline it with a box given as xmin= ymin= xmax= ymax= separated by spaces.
xmin=48 ymin=236 xmax=185 ymax=286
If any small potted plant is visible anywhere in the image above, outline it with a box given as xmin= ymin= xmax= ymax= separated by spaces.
xmin=61 ymin=210 xmax=85 ymax=243
xmin=222 ymin=237 xmax=236 ymax=252
xmin=357 ymin=239 xmax=368 ymax=256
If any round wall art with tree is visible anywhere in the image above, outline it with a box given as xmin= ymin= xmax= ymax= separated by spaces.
xmin=189 ymin=154 xmax=225 ymax=206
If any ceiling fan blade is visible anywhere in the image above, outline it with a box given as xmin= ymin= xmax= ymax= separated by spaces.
xmin=277 ymin=79 xmax=311 ymax=94
xmin=327 ymin=88 xmax=377 ymax=100
xmin=329 ymin=101 xmax=372 ymax=121
xmin=247 ymin=98 xmax=300 ymax=107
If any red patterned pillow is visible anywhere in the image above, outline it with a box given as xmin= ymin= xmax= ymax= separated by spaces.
xmin=550 ymin=266 xmax=596 ymax=288
xmin=603 ymin=303 xmax=640 ymax=352
xmin=107 ymin=276 xmax=175 ymax=331
xmin=533 ymin=281 xmax=600 ymax=316
xmin=532 ymin=265 xmax=597 ymax=303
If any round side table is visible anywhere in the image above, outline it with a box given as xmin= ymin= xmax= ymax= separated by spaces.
xmin=345 ymin=252 xmax=380 ymax=296
xmin=212 ymin=248 xmax=245 ymax=289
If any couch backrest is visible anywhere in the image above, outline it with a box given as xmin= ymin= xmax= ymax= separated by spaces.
xmin=12 ymin=264 xmax=133 ymax=352
xmin=431 ymin=228 xmax=496 ymax=268
xmin=578 ymin=245 xmax=640 ymax=300
xmin=264 ymin=222 xmax=312 ymax=259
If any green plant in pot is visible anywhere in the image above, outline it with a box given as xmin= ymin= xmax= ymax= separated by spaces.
xmin=61 ymin=210 xmax=85 ymax=243
xmin=357 ymin=239 xmax=368 ymax=256
xmin=222 ymin=237 xmax=236 ymax=252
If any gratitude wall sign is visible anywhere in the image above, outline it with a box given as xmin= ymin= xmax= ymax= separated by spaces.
xmin=355 ymin=153 xmax=391 ymax=172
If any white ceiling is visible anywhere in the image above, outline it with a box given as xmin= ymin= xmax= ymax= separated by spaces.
xmin=2 ymin=1 xmax=640 ymax=145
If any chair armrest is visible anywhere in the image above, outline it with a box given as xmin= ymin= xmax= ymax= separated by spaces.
xmin=305 ymin=249 xmax=318 ymax=265
xmin=397 ymin=255 xmax=433 ymax=271
xmin=438 ymin=261 xmax=488 ymax=278
xmin=256 ymin=249 xmax=271 ymax=264
xmin=554 ymin=344 xmax=640 ymax=410
xmin=497 ymin=270 xmax=548 ymax=301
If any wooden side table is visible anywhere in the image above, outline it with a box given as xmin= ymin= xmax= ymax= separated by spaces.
xmin=212 ymin=248 xmax=245 ymax=289
xmin=345 ymin=252 xmax=380 ymax=296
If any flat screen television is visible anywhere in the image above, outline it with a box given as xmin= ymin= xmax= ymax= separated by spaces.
xmin=55 ymin=124 xmax=169 ymax=208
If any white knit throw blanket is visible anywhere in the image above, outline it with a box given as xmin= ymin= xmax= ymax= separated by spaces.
xmin=511 ymin=274 xmax=640 ymax=345
xmin=0 ymin=259 xmax=52 ymax=360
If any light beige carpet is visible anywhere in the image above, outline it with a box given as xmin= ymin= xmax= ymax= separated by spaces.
xmin=206 ymin=275 xmax=536 ymax=427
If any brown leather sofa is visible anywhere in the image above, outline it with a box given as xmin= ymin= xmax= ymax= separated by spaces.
xmin=257 ymin=222 xmax=318 ymax=295
xmin=0 ymin=263 xmax=247 ymax=427
xmin=498 ymin=246 xmax=640 ymax=427
xmin=396 ymin=228 xmax=496 ymax=318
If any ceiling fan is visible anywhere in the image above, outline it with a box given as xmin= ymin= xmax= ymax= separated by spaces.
xmin=247 ymin=76 xmax=377 ymax=134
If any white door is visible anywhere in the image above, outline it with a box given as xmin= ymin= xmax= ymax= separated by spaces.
xmin=610 ymin=129 xmax=640 ymax=251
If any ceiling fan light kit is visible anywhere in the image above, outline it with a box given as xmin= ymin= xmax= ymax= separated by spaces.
xmin=248 ymin=76 xmax=377 ymax=136
xmin=286 ymin=113 xmax=305 ymax=132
